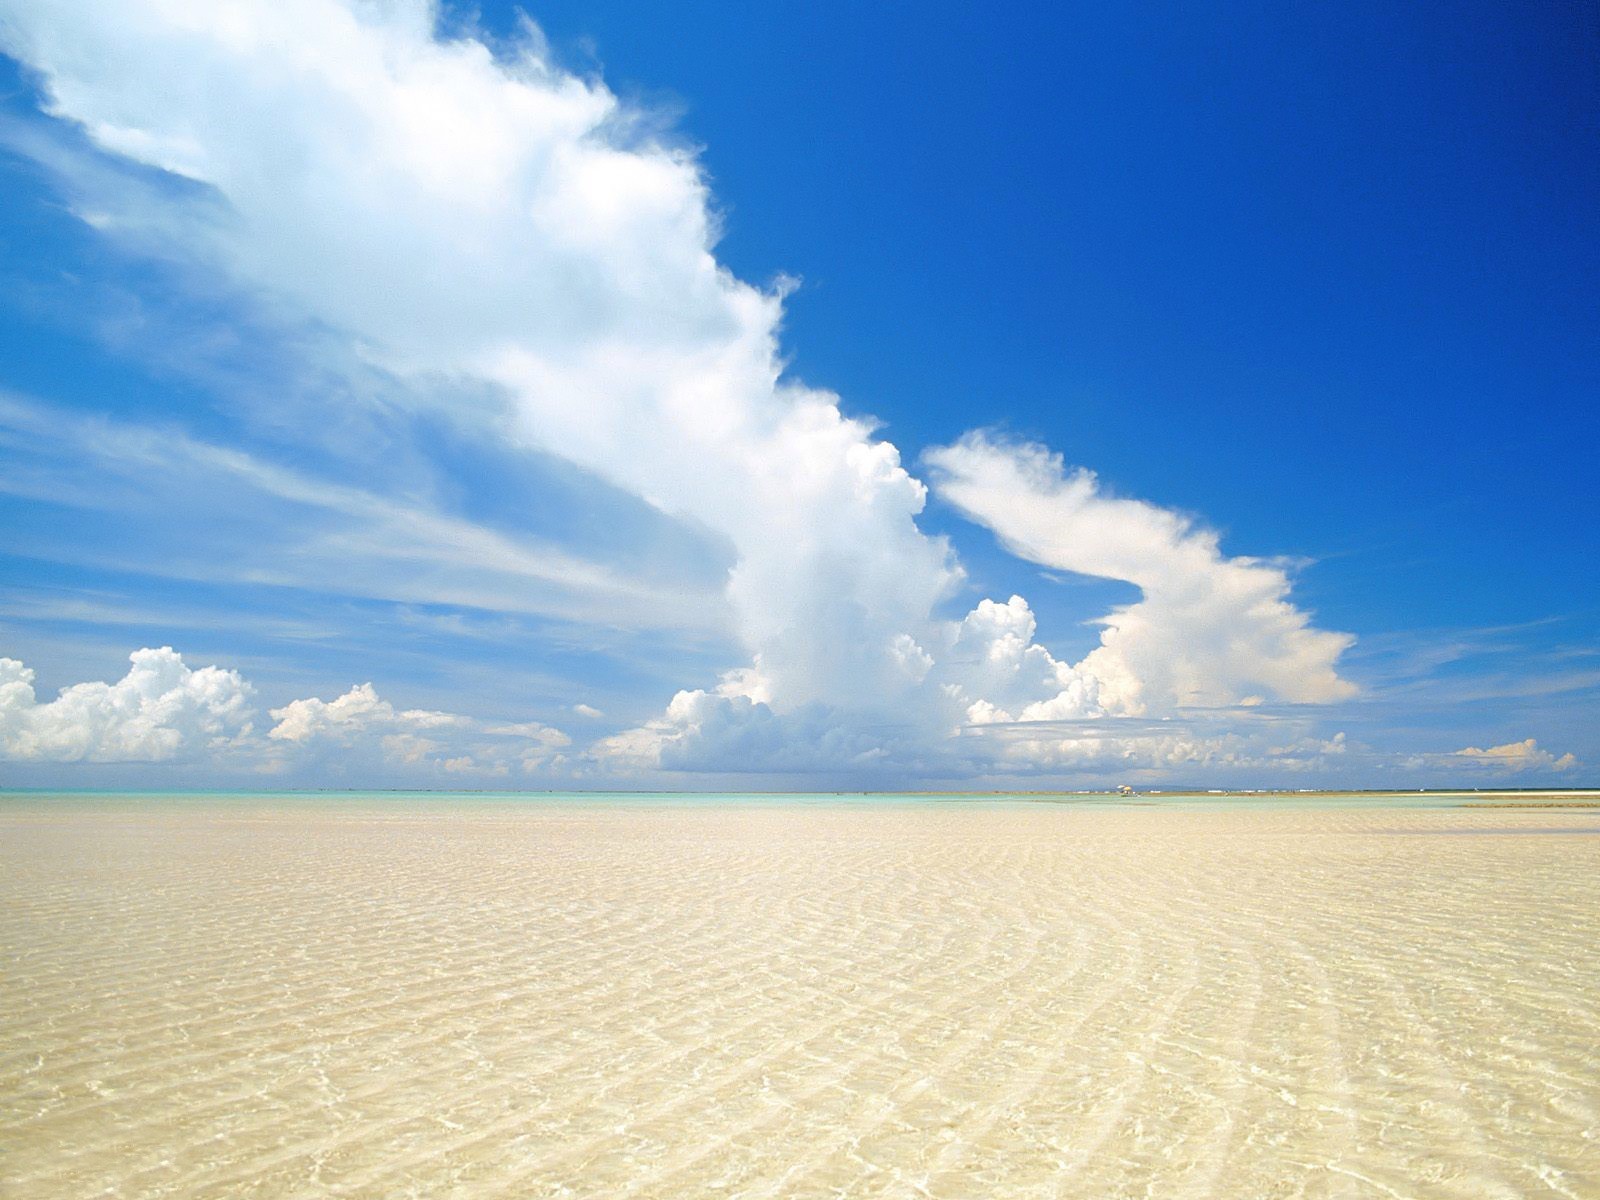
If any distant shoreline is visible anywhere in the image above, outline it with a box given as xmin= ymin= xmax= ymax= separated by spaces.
xmin=3 ymin=786 xmax=1597 ymax=802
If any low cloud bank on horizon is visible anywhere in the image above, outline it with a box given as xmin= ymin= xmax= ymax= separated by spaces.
xmin=0 ymin=1 xmax=1582 ymax=785
xmin=0 ymin=647 xmax=1579 ymax=784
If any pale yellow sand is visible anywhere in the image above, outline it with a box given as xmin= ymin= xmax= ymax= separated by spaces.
xmin=2 ymin=800 xmax=1598 ymax=1198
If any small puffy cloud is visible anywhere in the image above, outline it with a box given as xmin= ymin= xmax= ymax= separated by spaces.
xmin=268 ymin=682 xmax=463 ymax=743
xmin=269 ymin=687 xmax=462 ymax=768
xmin=483 ymin=721 xmax=571 ymax=747
xmin=442 ymin=755 xmax=509 ymax=776
xmin=572 ymin=703 xmax=603 ymax=719
xmin=1454 ymin=738 xmax=1578 ymax=773
xmin=0 ymin=646 xmax=577 ymax=779
xmin=925 ymin=433 xmax=1356 ymax=714
xmin=0 ymin=647 xmax=253 ymax=762
xmin=269 ymin=682 xmax=568 ymax=774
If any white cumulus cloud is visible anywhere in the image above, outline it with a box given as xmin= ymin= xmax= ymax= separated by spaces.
xmin=0 ymin=0 xmax=1371 ymax=779
xmin=1453 ymin=738 xmax=1578 ymax=773
xmin=0 ymin=0 xmax=955 ymax=721
xmin=269 ymin=682 xmax=569 ymax=773
xmin=0 ymin=647 xmax=576 ymax=776
xmin=0 ymin=647 xmax=254 ymax=762
xmin=925 ymin=433 xmax=1356 ymax=715
xmin=268 ymin=684 xmax=464 ymax=752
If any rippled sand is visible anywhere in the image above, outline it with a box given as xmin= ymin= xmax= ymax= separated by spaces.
xmin=3 ymin=799 xmax=1598 ymax=1198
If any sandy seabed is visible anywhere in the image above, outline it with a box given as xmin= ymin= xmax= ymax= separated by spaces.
xmin=2 ymin=798 xmax=1598 ymax=1199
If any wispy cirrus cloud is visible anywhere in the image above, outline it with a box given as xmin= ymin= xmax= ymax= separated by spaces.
xmin=0 ymin=392 xmax=729 ymax=634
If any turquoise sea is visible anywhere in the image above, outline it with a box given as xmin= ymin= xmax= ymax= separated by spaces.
xmin=3 ymin=787 xmax=1594 ymax=812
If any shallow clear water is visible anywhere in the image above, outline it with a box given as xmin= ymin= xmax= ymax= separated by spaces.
xmin=3 ymin=795 xmax=1597 ymax=1197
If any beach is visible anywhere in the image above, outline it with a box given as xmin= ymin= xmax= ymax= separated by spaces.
xmin=3 ymin=794 xmax=1597 ymax=1198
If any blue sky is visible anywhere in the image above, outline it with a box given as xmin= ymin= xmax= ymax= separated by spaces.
xmin=0 ymin=0 xmax=1594 ymax=788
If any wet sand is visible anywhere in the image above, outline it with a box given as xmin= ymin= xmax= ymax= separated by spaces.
xmin=2 ymin=798 xmax=1598 ymax=1198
